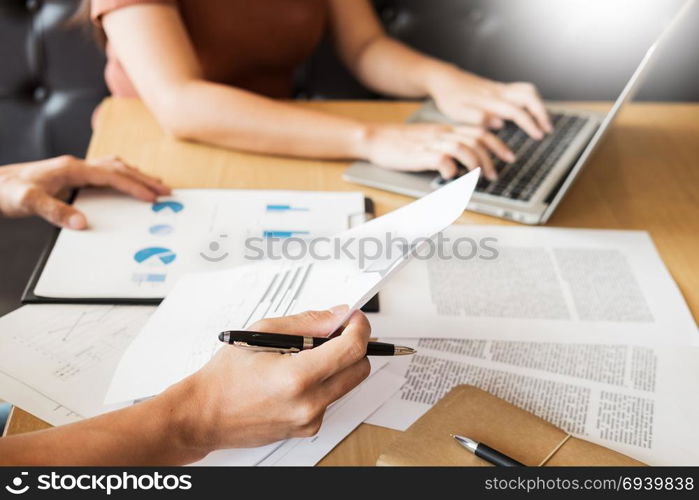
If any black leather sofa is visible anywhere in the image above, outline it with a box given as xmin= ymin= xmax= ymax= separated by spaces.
xmin=0 ymin=0 xmax=108 ymax=317
xmin=0 ymin=0 xmax=698 ymax=316
xmin=0 ymin=0 xmax=107 ymax=165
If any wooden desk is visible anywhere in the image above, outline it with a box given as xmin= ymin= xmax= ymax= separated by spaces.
xmin=5 ymin=99 xmax=699 ymax=465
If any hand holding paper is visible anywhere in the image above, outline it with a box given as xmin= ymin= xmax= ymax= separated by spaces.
xmin=166 ymin=309 xmax=372 ymax=452
xmin=106 ymin=170 xmax=480 ymax=403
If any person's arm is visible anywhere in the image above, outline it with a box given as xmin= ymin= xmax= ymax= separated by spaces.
xmin=0 ymin=155 xmax=170 ymax=229
xmin=328 ymin=0 xmax=552 ymax=138
xmin=101 ymin=4 xmax=513 ymax=180
xmin=0 ymin=307 xmax=370 ymax=465
xmin=0 ymin=387 xmax=202 ymax=465
xmin=102 ymin=4 xmax=369 ymax=160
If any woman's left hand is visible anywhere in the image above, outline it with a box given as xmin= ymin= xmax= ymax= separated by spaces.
xmin=0 ymin=155 xmax=170 ymax=229
xmin=427 ymin=66 xmax=553 ymax=140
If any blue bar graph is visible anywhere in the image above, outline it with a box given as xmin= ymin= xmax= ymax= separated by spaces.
xmin=266 ymin=204 xmax=309 ymax=212
xmin=263 ymin=230 xmax=310 ymax=238
xmin=132 ymin=273 xmax=167 ymax=284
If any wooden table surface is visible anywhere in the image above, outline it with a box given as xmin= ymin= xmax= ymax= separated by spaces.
xmin=5 ymin=98 xmax=699 ymax=465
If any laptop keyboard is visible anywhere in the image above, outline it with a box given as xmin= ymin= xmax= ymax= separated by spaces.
xmin=438 ymin=112 xmax=591 ymax=202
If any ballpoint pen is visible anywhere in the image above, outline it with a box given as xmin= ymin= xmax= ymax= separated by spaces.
xmin=218 ymin=330 xmax=416 ymax=356
xmin=452 ymin=434 xmax=525 ymax=467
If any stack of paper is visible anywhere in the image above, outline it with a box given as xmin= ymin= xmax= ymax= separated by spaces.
xmin=104 ymin=170 xmax=481 ymax=404
xmin=0 ymin=171 xmax=481 ymax=466
xmin=3 ymin=171 xmax=697 ymax=465
xmin=364 ymin=225 xmax=699 ymax=465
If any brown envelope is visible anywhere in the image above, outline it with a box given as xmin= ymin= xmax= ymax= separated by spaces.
xmin=377 ymin=385 xmax=646 ymax=466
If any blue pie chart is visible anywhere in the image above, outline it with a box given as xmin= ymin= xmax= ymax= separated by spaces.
xmin=134 ymin=247 xmax=177 ymax=265
xmin=152 ymin=200 xmax=184 ymax=213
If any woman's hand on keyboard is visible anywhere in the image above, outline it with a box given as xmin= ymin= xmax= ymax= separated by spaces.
xmin=426 ymin=67 xmax=553 ymax=140
xmin=359 ymin=123 xmax=514 ymax=181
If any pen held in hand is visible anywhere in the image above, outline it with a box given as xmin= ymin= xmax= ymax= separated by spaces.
xmin=219 ymin=331 xmax=416 ymax=356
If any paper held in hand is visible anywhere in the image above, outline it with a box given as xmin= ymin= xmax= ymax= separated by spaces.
xmin=105 ymin=169 xmax=480 ymax=403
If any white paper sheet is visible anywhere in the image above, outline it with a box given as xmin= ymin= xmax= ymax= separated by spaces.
xmin=289 ymin=168 xmax=481 ymax=325
xmin=370 ymin=225 xmax=698 ymax=345
xmin=0 ymin=371 xmax=82 ymax=427
xmin=34 ymin=189 xmax=367 ymax=299
xmin=366 ymin=338 xmax=699 ymax=465
xmin=0 ymin=305 xmax=153 ymax=424
xmin=106 ymin=171 xmax=480 ymax=403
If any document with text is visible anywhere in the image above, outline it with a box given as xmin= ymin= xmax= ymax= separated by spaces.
xmin=370 ymin=225 xmax=697 ymax=346
xmin=367 ymin=338 xmax=699 ymax=465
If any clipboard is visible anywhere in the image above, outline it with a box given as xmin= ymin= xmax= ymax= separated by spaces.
xmin=21 ymin=192 xmax=379 ymax=313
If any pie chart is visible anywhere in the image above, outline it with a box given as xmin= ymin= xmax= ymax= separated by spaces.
xmin=133 ymin=247 xmax=177 ymax=265
xmin=152 ymin=200 xmax=184 ymax=213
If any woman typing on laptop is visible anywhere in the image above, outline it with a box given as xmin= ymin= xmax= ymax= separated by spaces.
xmin=76 ymin=0 xmax=551 ymax=182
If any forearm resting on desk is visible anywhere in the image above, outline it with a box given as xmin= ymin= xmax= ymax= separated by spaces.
xmin=103 ymin=5 xmax=368 ymax=161
xmin=153 ymin=80 xmax=369 ymax=160
xmin=0 ymin=383 xmax=206 ymax=466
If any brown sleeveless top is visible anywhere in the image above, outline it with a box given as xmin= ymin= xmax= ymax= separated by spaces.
xmin=92 ymin=0 xmax=328 ymax=98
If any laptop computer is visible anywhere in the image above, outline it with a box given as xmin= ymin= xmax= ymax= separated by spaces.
xmin=343 ymin=0 xmax=693 ymax=225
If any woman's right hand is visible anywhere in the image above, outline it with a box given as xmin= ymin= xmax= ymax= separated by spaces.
xmin=359 ymin=123 xmax=516 ymax=181
xmin=165 ymin=306 xmax=371 ymax=457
